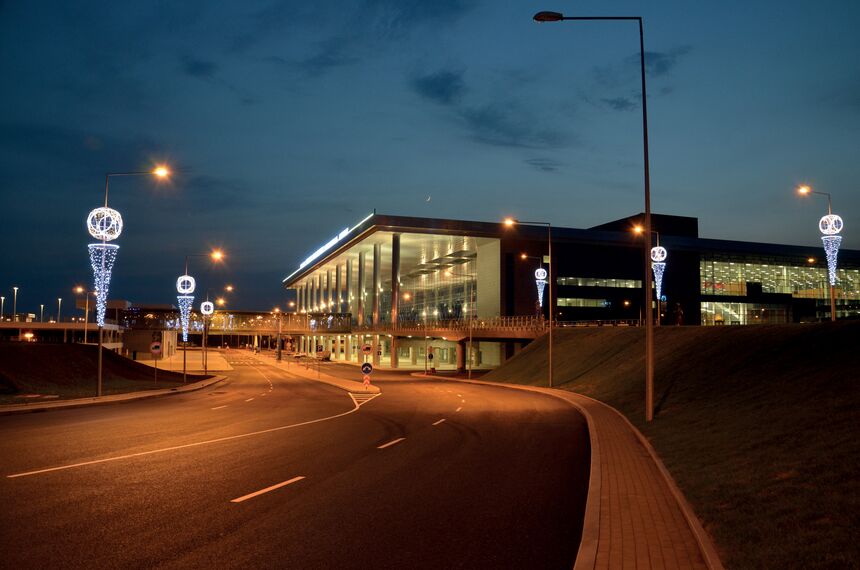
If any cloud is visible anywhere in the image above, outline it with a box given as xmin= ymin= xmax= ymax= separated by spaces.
xmin=459 ymin=103 xmax=566 ymax=149
xmin=181 ymin=56 xmax=219 ymax=79
xmin=524 ymin=158 xmax=564 ymax=172
xmin=601 ymin=97 xmax=636 ymax=112
xmin=639 ymin=47 xmax=692 ymax=77
xmin=594 ymin=45 xmax=692 ymax=86
xmin=411 ymin=70 xmax=466 ymax=105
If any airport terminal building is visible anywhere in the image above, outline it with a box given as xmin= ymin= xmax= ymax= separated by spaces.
xmin=282 ymin=212 xmax=860 ymax=370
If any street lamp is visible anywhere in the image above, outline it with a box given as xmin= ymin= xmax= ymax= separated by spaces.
xmin=1 ymin=296 xmax=4 ymax=320
xmin=74 ymin=286 xmax=94 ymax=343
xmin=12 ymin=286 xmax=19 ymax=322
xmin=40 ymin=304 xmax=44 ymax=323
xmin=178 ymin=250 xmax=225 ymax=382
xmin=797 ymin=185 xmax=842 ymax=322
xmin=89 ymin=166 xmax=170 ymax=397
xmin=274 ymin=307 xmax=283 ymax=361
xmin=533 ymin=11 xmax=655 ymax=420
xmin=634 ymin=225 xmax=666 ymax=326
xmin=57 ymin=298 xmax=62 ymax=323
xmin=504 ymin=218 xmax=554 ymax=388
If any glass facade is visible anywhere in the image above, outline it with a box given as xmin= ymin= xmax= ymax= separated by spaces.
xmin=557 ymin=298 xmax=609 ymax=308
xmin=557 ymin=276 xmax=642 ymax=288
xmin=700 ymin=259 xmax=860 ymax=300
xmin=701 ymin=302 xmax=789 ymax=325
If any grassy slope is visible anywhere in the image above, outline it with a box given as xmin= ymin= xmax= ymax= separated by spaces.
xmin=0 ymin=344 xmax=200 ymax=401
xmin=483 ymin=322 xmax=860 ymax=569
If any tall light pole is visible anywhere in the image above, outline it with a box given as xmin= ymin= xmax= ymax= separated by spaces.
xmin=40 ymin=304 xmax=44 ymax=323
xmin=797 ymin=185 xmax=842 ymax=322
xmin=533 ymin=11 xmax=654 ymax=420
xmin=57 ymin=298 xmax=62 ymax=323
xmin=12 ymin=286 xmax=18 ymax=322
xmin=1 ymin=296 xmax=4 ymax=320
xmin=74 ymin=286 xmax=92 ymax=343
xmin=90 ymin=166 xmax=170 ymax=397
xmin=274 ymin=307 xmax=283 ymax=361
xmin=505 ymin=218 xmax=553 ymax=388
xmin=179 ymin=250 xmax=225 ymax=382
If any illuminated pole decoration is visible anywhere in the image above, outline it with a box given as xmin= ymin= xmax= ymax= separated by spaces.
xmin=820 ymin=213 xmax=843 ymax=319
xmin=650 ymin=245 xmax=667 ymax=305
xmin=177 ymin=274 xmax=196 ymax=342
xmin=535 ymin=267 xmax=548 ymax=308
xmin=87 ymin=207 xmax=123 ymax=326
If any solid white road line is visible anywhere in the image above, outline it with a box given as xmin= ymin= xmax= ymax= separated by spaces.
xmin=8 ymin=399 xmax=362 ymax=479
xmin=456 ymin=406 xmax=462 ymax=412
xmin=432 ymin=419 xmax=446 ymax=426
xmin=377 ymin=438 xmax=406 ymax=449
xmin=245 ymin=398 xmax=255 ymax=402
xmin=211 ymin=405 xmax=228 ymax=410
xmin=231 ymin=476 xmax=305 ymax=503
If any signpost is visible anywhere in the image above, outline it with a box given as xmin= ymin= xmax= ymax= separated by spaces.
xmin=361 ymin=362 xmax=373 ymax=388
xmin=150 ymin=340 xmax=162 ymax=384
xmin=428 ymin=346 xmax=435 ymax=375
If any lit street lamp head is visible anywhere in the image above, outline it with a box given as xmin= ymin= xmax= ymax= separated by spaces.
xmin=153 ymin=165 xmax=170 ymax=179
xmin=797 ymin=185 xmax=811 ymax=195
xmin=503 ymin=218 xmax=516 ymax=227
xmin=533 ymin=11 xmax=565 ymax=22
xmin=210 ymin=249 xmax=224 ymax=262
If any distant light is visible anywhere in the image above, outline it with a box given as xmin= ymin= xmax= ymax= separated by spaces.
xmin=633 ymin=225 xmax=644 ymax=234
xmin=807 ymin=257 xmax=816 ymax=264
xmin=74 ymin=286 xmax=84 ymax=294
xmin=797 ymin=185 xmax=811 ymax=195
xmin=503 ymin=218 xmax=516 ymax=227
xmin=402 ymin=292 xmax=411 ymax=301
xmin=211 ymin=249 xmax=224 ymax=262
xmin=153 ymin=165 xmax=170 ymax=178
xmin=216 ymin=297 xmax=226 ymax=306
xmin=225 ymin=285 xmax=234 ymax=292
xmin=520 ymin=253 xmax=527 ymax=260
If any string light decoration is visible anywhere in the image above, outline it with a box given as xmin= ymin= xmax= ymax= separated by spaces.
xmin=87 ymin=207 xmax=123 ymax=241
xmin=819 ymin=214 xmax=843 ymax=286
xmin=535 ymin=267 xmax=548 ymax=308
xmin=650 ymin=246 xmax=668 ymax=302
xmin=88 ymin=243 xmax=119 ymax=327
xmin=177 ymin=295 xmax=194 ymax=342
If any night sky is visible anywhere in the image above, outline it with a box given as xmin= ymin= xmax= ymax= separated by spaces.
xmin=2 ymin=1 xmax=859 ymax=315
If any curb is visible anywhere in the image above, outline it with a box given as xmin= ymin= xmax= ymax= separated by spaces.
xmin=446 ymin=378 xmax=723 ymax=570
xmin=0 ymin=375 xmax=227 ymax=416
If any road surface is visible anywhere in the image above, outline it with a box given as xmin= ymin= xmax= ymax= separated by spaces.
xmin=0 ymin=352 xmax=589 ymax=569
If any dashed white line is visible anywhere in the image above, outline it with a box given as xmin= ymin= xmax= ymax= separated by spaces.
xmin=245 ymin=398 xmax=255 ymax=402
xmin=456 ymin=406 xmax=462 ymax=412
xmin=231 ymin=476 xmax=305 ymax=503
xmin=432 ymin=419 xmax=446 ymax=426
xmin=211 ymin=405 xmax=227 ymax=410
xmin=377 ymin=438 xmax=406 ymax=449
xmin=461 ymin=399 xmax=466 ymax=403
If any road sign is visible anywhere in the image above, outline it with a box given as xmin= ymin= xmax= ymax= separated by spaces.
xmin=150 ymin=341 xmax=162 ymax=355
xmin=363 ymin=375 xmax=371 ymax=386
xmin=428 ymin=352 xmax=434 ymax=361
xmin=361 ymin=343 xmax=372 ymax=355
xmin=361 ymin=362 xmax=373 ymax=375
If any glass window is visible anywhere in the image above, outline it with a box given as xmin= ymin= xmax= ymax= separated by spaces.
xmin=557 ymin=298 xmax=609 ymax=308
xmin=557 ymin=277 xmax=642 ymax=288
xmin=700 ymin=258 xmax=859 ymax=300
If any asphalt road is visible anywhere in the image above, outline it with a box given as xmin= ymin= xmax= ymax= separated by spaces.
xmin=0 ymin=353 xmax=590 ymax=569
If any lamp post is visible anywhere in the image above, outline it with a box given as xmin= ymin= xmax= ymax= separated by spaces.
xmin=1 ymin=296 xmax=4 ymax=320
xmin=505 ymin=218 xmax=554 ymax=388
xmin=179 ymin=250 xmax=225 ymax=382
xmin=89 ymin=166 xmax=170 ymax=397
xmin=274 ymin=307 xmax=283 ymax=361
xmin=12 ymin=286 xmax=18 ymax=322
xmin=533 ymin=11 xmax=654 ymax=420
xmin=74 ymin=286 xmax=93 ymax=343
xmin=797 ymin=185 xmax=841 ymax=322
xmin=57 ymin=298 xmax=62 ymax=323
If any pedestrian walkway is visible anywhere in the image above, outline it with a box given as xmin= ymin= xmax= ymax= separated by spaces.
xmin=459 ymin=380 xmax=723 ymax=570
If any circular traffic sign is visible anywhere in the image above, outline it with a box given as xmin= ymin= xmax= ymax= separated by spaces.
xmin=361 ymin=343 xmax=373 ymax=355
xmin=361 ymin=362 xmax=373 ymax=375
xmin=150 ymin=341 xmax=162 ymax=355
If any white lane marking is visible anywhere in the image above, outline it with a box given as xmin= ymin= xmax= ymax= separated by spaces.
xmin=231 ymin=476 xmax=304 ymax=503
xmin=456 ymin=406 xmax=462 ymax=412
xmin=260 ymin=393 xmax=267 ymax=396
xmin=245 ymin=398 xmax=255 ymax=402
xmin=457 ymin=394 xmax=462 ymax=397
xmin=432 ymin=419 xmax=446 ymax=426
xmin=349 ymin=392 xmax=381 ymax=407
xmin=8 ymin=398 xmax=361 ymax=479
xmin=377 ymin=438 xmax=406 ymax=449
xmin=461 ymin=399 xmax=466 ymax=403
xmin=211 ymin=405 xmax=227 ymax=410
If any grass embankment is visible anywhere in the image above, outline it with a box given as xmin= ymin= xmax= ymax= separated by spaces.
xmin=483 ymin=322 xmax=860 ymax=569
xmin=0 ymin=344 xmax=202 ymax=404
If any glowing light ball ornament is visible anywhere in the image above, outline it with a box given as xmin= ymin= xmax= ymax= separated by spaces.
xmin=534 ymin=267 xmax=548 ymax=308
xmin=200 ymin=301 xmax=214 ymax=316
xmin=177 ymin=275 xmax=196 ymax=342
xmin=87 ymin=207 xmax=124 ymax=241
xmin=819 ymin=214 xmax=843 ymax=286
xmin=650 ymin=246 xmax=668 ymax=303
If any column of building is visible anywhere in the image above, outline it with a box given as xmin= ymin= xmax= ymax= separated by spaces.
xmin=390 ymin=233 xmax=400 ymax=368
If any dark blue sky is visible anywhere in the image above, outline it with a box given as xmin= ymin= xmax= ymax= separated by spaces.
xmin=2 ymin=1 xmax=859 ymax=314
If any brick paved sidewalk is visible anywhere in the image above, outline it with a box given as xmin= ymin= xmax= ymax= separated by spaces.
xmin=457 ymin=381 xmax=724 ymax=570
